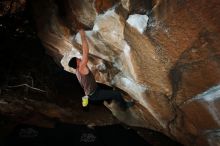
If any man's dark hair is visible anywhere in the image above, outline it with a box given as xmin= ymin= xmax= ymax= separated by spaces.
xmin=68 ymin=57 xmax=77 ymax=69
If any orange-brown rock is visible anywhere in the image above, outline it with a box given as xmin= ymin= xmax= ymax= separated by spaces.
xmin=28 ymin=0 xmax=220 ymax=145
xmin=95 ymin=0 xmax=120 ymax=14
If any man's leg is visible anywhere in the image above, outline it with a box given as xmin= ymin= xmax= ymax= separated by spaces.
xmin=90 ymin=87 xmax=128 ymax=109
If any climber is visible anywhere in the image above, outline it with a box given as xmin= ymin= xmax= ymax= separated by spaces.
xmin=68 ymin=29 xmax=134 ymax=110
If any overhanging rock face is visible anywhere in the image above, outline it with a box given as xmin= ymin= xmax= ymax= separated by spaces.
xmin=31 ymin=0 xmax=220 ymax=145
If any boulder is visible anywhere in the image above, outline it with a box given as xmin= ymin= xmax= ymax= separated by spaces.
xmin=12 ymin=0 xmax=220 ymax=145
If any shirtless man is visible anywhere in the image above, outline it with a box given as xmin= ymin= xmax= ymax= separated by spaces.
xmin=68 ymin=29 xmax=134 ymax=110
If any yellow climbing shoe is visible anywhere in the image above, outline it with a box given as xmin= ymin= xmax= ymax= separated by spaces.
xmin=82 ymin=96 xmax=89 ymax=107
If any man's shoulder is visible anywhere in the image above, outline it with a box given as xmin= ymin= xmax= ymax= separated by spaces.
xmin=78 ymin=65 xmax=89 ymax=75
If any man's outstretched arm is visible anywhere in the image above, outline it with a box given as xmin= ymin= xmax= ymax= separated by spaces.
xmin=79 ymin=29 xmax=89 ymax=73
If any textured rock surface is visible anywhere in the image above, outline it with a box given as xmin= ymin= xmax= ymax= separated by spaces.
xmin=0 ymin=16 xmax=118 ymax=128
xmin=0 ymin=0 xmax=26 ymax=16
xmin=6 ymin=0 xmax=220 ymax=145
